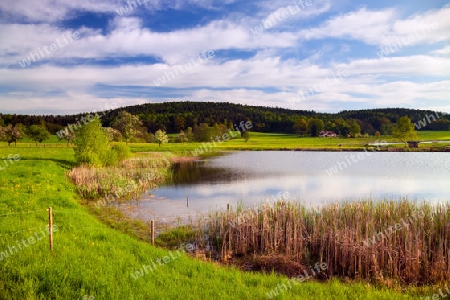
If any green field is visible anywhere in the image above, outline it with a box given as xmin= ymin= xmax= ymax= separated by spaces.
xmin=5 ymin=131 xmax=450 ymax=152
xmin=0 ymin=141 xmax=445 ymax=299
xmin=134 ymin=131 xmax=450 ymax=152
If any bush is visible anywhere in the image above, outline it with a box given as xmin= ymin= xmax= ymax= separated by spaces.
xmin=130 ymin=137 xmax=146 ymax=143
xmin=103 ymin=150 xmax=118 ymax=166
xmin=111 ymin=142 xmax=131 ymax=162
xmin=73 ymin=117 xmax=112 ymax=167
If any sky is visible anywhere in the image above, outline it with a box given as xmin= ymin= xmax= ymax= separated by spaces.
xmin=0 ymin=0 xmax=449 ymax=115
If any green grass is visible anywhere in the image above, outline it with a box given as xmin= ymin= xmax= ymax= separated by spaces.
xmin=129 ymin=131 xmax=450 ymax=153
xmin=2 ymin=131 xmax=449 ymax=153
xmin=22 ymin=135 xmax=67 ymax=143
xmin=0 ymin=146 xmax=443 ymax=299
xmin=416 ymin=131 xmax=450 ymax=140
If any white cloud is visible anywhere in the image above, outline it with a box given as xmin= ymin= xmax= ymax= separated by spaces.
xmin=0 ymin=0 xmax=121 ymax=22
xmin=0 ymin=1 xmax=449 ymax=114
xmin=0 ymin=0 xmax=235 ymax=23
xmin=298 ymin=6 xmax=450 ymax=47
xmin=1 ymin=18 xmax=300 ymax=66
xmin=3 ymin=5 xmax=447 ymax=67
xmin=299 ymin=7 xmax=396 ymax=43
xmin=385 ymin=6 xmax=450 ymax=45
xmin=2 ymin=52 xmax=449 ymax=114
xmin=0 ymin=24 xmax=99 ymax=67
xmin=259 ymin=0 xmax=332 ymax=29
xmin=337 ymin=55 xmax=450 ymax=77
xmin=432 ymin=45 xmax=450 ymax=55
xmin=0 ymin=91 xmax=149 ymax=115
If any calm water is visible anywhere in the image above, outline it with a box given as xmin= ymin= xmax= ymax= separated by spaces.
xmin=120 ymin=151 xmax=450 ymax=223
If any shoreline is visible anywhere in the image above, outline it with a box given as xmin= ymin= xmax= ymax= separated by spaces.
xmin=169 ymin=156 xmax=201 ymax=163
xmin=183 ymin=147 xmax=450 ymax=154
xmin=268 ymin=147 xmax=450 ymax=152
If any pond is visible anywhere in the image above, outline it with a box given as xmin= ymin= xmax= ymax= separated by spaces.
xmin=120 ymin=151 xmax=450 ymax=223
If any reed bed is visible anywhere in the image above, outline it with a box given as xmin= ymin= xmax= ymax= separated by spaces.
xmin=69 ymin=155 xmax=172 ymax=199
xmin=197 ymin=199 xmax=450 ymax=285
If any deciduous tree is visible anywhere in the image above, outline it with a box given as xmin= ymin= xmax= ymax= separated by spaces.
xmin=185 ymin=127 xmax=194 ymax=142
xmin=173 ymin=115 xmax=186 ymax=131
xmin=103 ymin=127 xmax=122 ymax=142
xmin=393 ymin=116 xmax=418 ymax=146
xmin=307 ymin=118 xmax=324 ymax=137
xmin=193 ymin=123 xmax=214 ymax=142
xmin=348 ymin=119 xmax=361 ymax=138
xmin=293 ymin=118 xmax=307 ymax=136
xmin=27 ymin=125 xmax=50 ymax=146
xmin=155 ymin=129 xmax=169 ymax=147
xmin=0 ymin=124 xmax=25 ymax=146
xmin=112 ymin=111 xmax=142 ymax=144
xmin=241 ymin=130 xmax=250 ymax=142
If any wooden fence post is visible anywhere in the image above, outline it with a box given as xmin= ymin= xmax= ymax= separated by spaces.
xmin=48 ymin=207 xmax=53 ymax=251
xmin=150 ymin=220 xmax=155 ymax=245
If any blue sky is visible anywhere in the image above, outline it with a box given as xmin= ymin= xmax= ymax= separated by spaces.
xmin=0 ymin=0 xmax=449 ymax=114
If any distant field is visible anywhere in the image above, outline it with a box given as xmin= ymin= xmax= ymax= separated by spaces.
xmin=133 ymin=131 xmax=450 ymax=152
xmin=415 ymin=130 xmax=450 ymax=140
xmin=2 ymin=131 xmax=449 ymax=153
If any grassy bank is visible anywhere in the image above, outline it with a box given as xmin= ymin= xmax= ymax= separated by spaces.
xmin=0 ymin=146 xmax=444 ymax=299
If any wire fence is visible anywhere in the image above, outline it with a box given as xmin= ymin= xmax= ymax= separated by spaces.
xmin=0 ymin=209 xmax=48 ymax=218
xmin=0 ymin=207 xmax=156 ymax=247
xmin=0 ymin=143 xmax=72 ymax=148
xmin=0 ymin=210 xmax=49 ymax=238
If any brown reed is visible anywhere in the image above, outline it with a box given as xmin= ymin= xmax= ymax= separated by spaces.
xmin=197 ymin=199 xmax=450 ymax=285
xmin=69 ymin=155 xmax=171 ymax=199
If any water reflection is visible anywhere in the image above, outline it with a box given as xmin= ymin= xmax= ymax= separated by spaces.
xmin=120 ymin=151 xmax=450 ymax=223
xmin=168 ymin=161 xmax=248 ymax=185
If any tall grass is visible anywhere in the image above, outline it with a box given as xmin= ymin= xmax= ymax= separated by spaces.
xmin=68 ymin=154 xmax=172 ymax=199
xmin=198 ymin=199 xmax=450 ymax=285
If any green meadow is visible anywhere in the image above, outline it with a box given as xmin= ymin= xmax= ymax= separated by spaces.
xmin=134 ymin=131 xmax=449 ymax=153
xmin=0 ymin=133 xmax=448 ymax=299
xmin=9 ymin=131 xmax=450 ymax=152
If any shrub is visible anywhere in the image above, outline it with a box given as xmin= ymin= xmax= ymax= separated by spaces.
xmin=111 ymin=143 xmax=131 ymax=162
xmin=73 ymin=117 xmax=112 ymax=167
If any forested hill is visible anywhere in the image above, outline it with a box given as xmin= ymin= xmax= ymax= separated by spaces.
xmin=1 ymin=102 xmax=449 ymax=135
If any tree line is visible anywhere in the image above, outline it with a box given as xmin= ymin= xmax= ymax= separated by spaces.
xmin=1 ymin=102 xmax=449 ymax=138
xmin=0 ymin=110 xmax=251 ymax=146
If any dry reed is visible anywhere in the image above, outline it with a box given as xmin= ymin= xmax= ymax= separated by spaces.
xmin=69 ymin=155 xmax=171 ymax=199
xmin=197 ymin=199 xmax=450 ymax=285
